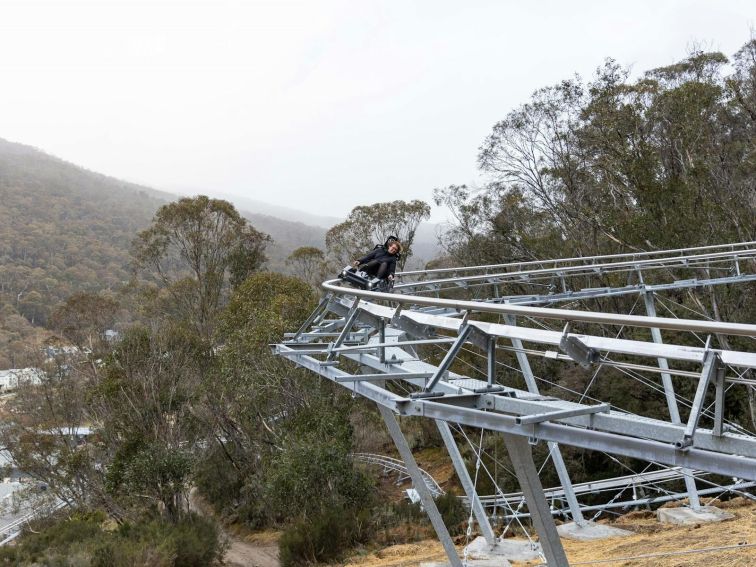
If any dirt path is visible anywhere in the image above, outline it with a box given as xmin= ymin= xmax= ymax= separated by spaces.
xmin=187 ymin=487 xmax=280 ymax=567
xmin=224 ymin=538 xmax=280 ymax=567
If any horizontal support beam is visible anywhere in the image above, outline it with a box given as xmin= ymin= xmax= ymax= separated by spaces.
xmin=274 ymin=346 xmax=404 ymax=410
xmin=328 ymin=298 xmax=756 ymax=368
xmin=335 ymin=372 xmax=433 ymax=383
xmin=408 ymin=400 xmax=756 ymax=481
xmin=497 ymin=273 xmax=756 ymax=307
xmin=485 ymin=482 xmax=756 ymax=517
xmin=473 ymin=466 xmax=705 ymax=503
xmin=344 ymin=350 xmax=756 ymax=460
xmin=515 ymin=403 xmax=610 ymax=425
xmin=278 ymin=345 xmax=756 ymax=479
xmin=322 ymin=279 xmax=756 ymax=337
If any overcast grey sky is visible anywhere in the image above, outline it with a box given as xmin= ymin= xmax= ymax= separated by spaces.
xmin=1 ymin=0 xmax=753 ymax=221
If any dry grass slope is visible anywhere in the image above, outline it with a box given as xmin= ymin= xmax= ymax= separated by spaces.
xmin=341 ymin=497 xmax=756 ymax=567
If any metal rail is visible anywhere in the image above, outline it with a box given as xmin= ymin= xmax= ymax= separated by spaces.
xmin=397 ymin=247 xmax=756 ymax=289
xmin=398 ymin=240 xmax=756 ymax=278
xmin=351 ymin=453 xmax=444 ymax=497
xmin=321 ymin=278 xmax=756 ymax=337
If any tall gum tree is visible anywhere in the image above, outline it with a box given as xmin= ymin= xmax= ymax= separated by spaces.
xmin=132 ymin=196 xmax=270 ymax=339
xmin=325 ymin=199 xmax=430 ymax=270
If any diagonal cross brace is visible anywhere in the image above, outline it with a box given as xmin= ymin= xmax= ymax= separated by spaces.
xmin=436 ymin=421 xmax=497 ymax=546
xmin=289 ymin=294 xmax=331 ymax=341
xmin=643 ymin=288 xmax=701 ymax=508
xmin=678 ymin=350 xmax=720 ymax=449
xmin=326 ymin=298 xmax=361 ymax=361
xmin=420 ymin=324 xmax=474 ymax=393
xmin=506 ymin=314 xmax=586 ymax=526
xmin=378 ymin=406 xmax=463 ymax=567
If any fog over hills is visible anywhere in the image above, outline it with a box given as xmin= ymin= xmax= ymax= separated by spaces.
xmin=214 ymin=193 xmax=342 ymax=229
xmin=165 ymin=188 xmax=442 ymax=268
xmin=0 ymin=138 xmax=332 ymax=282
xmin=0 ymin=136 xmax=442 ymax=364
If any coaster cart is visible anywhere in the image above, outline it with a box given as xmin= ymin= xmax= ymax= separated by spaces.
xmin=338 ymin=266 xmax=394 ymax=293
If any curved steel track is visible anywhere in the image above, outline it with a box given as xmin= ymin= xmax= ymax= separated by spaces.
xmin=276 ymin=241 xmax=756 ymax=566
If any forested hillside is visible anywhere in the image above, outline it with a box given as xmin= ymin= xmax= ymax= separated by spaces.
xmin=0 ymin=138 xmax=166 ymax=365
xmin=240 ymin=212 xmax=326 ymax=272
xmin=0 ymin=138 xmax=331 ymax=365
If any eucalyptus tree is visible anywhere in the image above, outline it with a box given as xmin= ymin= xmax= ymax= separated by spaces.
xmin=132 ymin=196 xmax=270 ymax=339
xmin=49 ymin=292 xmax=119 ymax=352
xmin=196 ymin=272 xmax=370 ymax=527
xmin=325 ymin=199 xmax=431 ymax=270
xmin=286 ymin=246 xmax=327 ymax=289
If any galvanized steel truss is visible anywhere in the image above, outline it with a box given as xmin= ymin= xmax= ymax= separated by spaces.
xmin=275 ymin=242 xmax=756 ymax=566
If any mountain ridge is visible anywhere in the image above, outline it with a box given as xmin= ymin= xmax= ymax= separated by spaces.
xmin=0 ymin=137 xmax=328 ymax=364
xmin=0 ymin=136 xmax=441 ymax=365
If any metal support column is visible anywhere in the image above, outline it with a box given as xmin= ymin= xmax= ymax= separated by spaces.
xmin=713 ymin=364 xmax=726 ymax=437
xmin=642 ymin=290 xmax=701 ymax=509
xmin=436 ymin=420 xmax=497 ymax=546
xmin=487 ymin=336 xmax=496 ymax=388
xmin=506 ymin=315 xmax=586 ymax=526
xmin=502 ymin=433 xmax=569 ymax=567
xmin=378 ymin=406 xmax=463 ymax=567
xmin=378 ymin=319 xmax=386 ymax=364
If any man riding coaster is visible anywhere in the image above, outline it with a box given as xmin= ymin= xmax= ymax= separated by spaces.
xmin=339 ymin=236 xmax=402 ymax=292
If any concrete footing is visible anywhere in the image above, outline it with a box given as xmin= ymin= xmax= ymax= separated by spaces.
xmin=557 ymin=521 xmax=633 ymax=541
xmin=656 ymin=505 xmax=734 ymax=525
xmin=467 ymin=536 xmax=542 ymax=561
xmin=420 ymin=536 xmax=542 ymax=567
xmin=421 ymin=560 xmax=510 ymax=567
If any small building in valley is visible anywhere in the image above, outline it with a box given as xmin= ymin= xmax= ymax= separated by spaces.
xmin=0 ymin=368 xmax=44 ymax=391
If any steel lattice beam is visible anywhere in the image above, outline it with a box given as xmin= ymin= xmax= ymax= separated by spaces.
xmin=275 ymin=242 xmax=756 ymax=566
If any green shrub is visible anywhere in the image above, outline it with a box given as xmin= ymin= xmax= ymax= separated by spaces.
xmin=265 ymin=402 xmax=374 ymax=523
xmin=112 ymin=513 xmax=223 ymax=567
xmin=390 ymin=499 xmax=425 ymax=522
xmin=3 ymin=511 xmax=222 ymax=567
xmin=11 ymin=510 xmax=106 ymax=563
xmin=435 ymin=492 xmax=468 ymax=536
xmin=279 ymin=507 xmax=366 ymax=566
xmin=166 ymin=514 xmax=223 ymax=567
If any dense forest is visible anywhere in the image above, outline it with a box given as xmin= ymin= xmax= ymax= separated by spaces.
xmin=0 ymin=138 xmax=166 ymax=366
xmin=0 ymin=138 xmax=330 ymax=367
xmin=0 ymin=39 xmax=754 ymax=566
xmin=437 ymin=44 xmax=755 ymax=263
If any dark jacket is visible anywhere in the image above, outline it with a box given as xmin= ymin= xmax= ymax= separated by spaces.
xmin=357 ymin=245 xmax=400 ymax=277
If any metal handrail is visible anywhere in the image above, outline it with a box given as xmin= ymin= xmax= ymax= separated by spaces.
xmin=395 ymin=247 xmax=756 ymax=289
xmin=322 ymin=278 xmax=756 ymax=337
xmin=398 ymin=240 xmax=756 ymax=277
